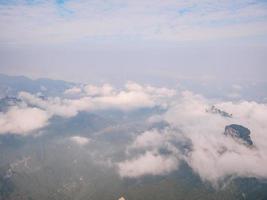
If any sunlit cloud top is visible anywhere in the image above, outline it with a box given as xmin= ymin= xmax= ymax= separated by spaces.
xmin=1 ymin=0 xmax=267 ymax=45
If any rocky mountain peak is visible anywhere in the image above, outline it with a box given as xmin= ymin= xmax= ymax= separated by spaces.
xmin=224 ymin=124 xmax=253 ymax=146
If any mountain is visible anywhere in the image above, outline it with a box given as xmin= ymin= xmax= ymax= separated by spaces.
xmin=0 ymin=74 xmax=266 ymax=200
xmin=0 ymin=73 xmax=73 ymax=97
xmin=206 ymin=105 xmax=232 ymax=118
xmin=224 ymin=124 xmax=253 ymax=146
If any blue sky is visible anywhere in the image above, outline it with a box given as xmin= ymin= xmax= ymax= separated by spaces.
xmin=0 ymin=0 xmax=267 ymax=84
xmin=1 ymin=0 xmax=267 ymax=44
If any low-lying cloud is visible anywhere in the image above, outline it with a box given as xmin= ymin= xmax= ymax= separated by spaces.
xmin=117 ymin=90 xmax=267 ymax=187
xmin=118 ymin=151 xmax=179 ymax=178
xmin=70 ymin=136 xmax=91 ymax=146
xmin=1 ymin=81 xmax=267 ymax=187
xmin=0 ymin=82 xmax=175 ymax=135
xmin=19 ymin=82 xmax=176 ymax=118
xmin=0 ymin=106 xmax=49 ymax=135
xmin=163 ymin=91 xmax=267 ymax=184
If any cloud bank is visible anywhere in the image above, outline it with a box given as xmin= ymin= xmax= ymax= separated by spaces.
xmin=19 ymin=82 xmax=175 ymax=117
xmin=163 ymin=91 xmax=267 ymax=184
xmin=0 ymin=82 xmax=175 ymax=134
xmin=117 ymin=90 xmax=267 ymax=187
xmin=1 ymin=81 xmax=267 ymax=187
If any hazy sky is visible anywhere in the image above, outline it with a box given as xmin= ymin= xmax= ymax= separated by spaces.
xmin=0 ymin=0 xmax=267 ymax=84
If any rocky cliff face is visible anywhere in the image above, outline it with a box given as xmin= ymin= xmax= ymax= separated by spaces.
xmin=224 ymin=124 xmax=253 ymax=146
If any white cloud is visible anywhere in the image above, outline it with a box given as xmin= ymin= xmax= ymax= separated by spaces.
xmin=84 ymin=84 xmax=114 ymax=96
xmin=118 ymin=151 xmax=179 ymax=178
xmin=70 ymin=136 xmax=90 ymax=145
xmin=19 ymin=91 xmax=85 ymax=117
xmin=163 ymin=91 xmax=267 ymax=185
xmin=118 ymin=128 xmax=182 ymax=178
xmin=1 ymin=0 xmax=267 ymax=44
xmin=0 ymin=83 xmax=174 ymax=136
xmin=19 ymin=83 xmax=175 ymax=117
xmin=117 ymin=89 xmax=267 ymax=185
xmin=0 ymin=106 xmax=49 ymax=135
xmin=130 ymin=129 xmax=178 ymax=152
xmin=132 ymin=130 xmax=166 ymax=149
xmin=2 ymin=79 xmax=267 ymax=187
xmin=92 ymin=90 xmax=154 ymax=111
xmin=64 ymin=86 xmax=82 ymax=95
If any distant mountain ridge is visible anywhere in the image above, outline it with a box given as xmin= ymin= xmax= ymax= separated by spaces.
xmin=0 ymin=73 xmax=74 ymax=97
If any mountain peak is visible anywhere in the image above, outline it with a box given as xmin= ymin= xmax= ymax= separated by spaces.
xmin=224 ymin=124 xmax=253 ymax=146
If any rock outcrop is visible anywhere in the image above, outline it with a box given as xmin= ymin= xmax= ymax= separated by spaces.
xmin=224 ymin=124 xmax=253 ymax=146
xmin=206 ymin=105 xmax=232 ymax=118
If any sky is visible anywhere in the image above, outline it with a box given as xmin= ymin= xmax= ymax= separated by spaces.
xmin=0 ymin=0 xmax=267 ymax=84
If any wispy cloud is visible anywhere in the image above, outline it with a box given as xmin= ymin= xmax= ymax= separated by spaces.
xmin=70 ymin=136 xmax=90 ymax=145
xmin=118 ymin=151 xmax=179 ymax=178
xmin=0 ymin=0 xmax=267 ymax=44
